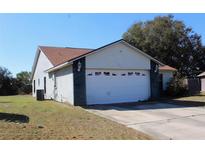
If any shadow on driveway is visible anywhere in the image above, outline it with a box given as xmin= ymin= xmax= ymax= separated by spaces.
xmin=83 ymin=99 xmax=205 ymax=111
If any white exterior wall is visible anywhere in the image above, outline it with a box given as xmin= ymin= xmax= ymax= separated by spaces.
xmin=53 ymin=65 xmax=74 ymax=105
xmin=201 ymin=78 xmax=205 ymax=92
xmin=160 ymin=71 xmax=174 ymax=91
xmin=86 ymin=42 xmax=150 ymax=70
xmin=32 ymin=51 xmax=53 ymax=99
xmin=85 ymin=42 xmax=151 ymax=105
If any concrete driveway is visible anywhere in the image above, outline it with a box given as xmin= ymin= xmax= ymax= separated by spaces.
xmin=86 ymin=102 xmax=205 ymax=139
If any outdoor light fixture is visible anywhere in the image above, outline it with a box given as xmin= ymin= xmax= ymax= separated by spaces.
xmin=77 ymin=61 xmax=82 ymax=72
xmin=154 ymin=65 xmax=159 ymax=73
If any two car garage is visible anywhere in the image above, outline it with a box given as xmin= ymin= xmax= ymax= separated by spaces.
xmin=86 ymin=69 xmax=150 ymax=105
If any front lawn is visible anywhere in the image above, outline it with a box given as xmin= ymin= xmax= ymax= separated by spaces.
xmin=170 ymin=94 xmax=205 ymax=106
xmin=175 ymin=94 xmax=205 ymax=102
xmin=0 ymin=95 xmax=150 ymax=140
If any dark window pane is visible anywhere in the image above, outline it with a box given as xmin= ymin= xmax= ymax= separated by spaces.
xmin=95 ymin=72 xmax=101 ymax=76
xmin=44 ymin=77 xmax=46 ymax=94
xmin=104 ymin=72 xmax=110 ymax=76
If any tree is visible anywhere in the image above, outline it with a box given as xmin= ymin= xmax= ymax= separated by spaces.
xmin=0 ymin=66 xmax=18 ymax=95
xmin=16 ymin=71 xmax=31 ymax=85
xmin=16 ymin=71 xmax=32 ymax=94
xmin=123 ymin=15 xmax=205 ymax=77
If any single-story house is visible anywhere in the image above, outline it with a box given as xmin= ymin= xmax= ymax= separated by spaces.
xmin=198 ymin=72 xmax=205 ymax=92
xmin=31 ymin=39 xmax=176 ymax=106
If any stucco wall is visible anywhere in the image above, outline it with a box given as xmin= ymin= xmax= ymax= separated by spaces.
xmin=150 ymin=61 xmax=160 ymax=99
xmin=73 ymin=58 xmax=86 ymax=106
xmin=32 ymin=50 xmax=53 ymax=98
xmin=53 ymin=65 xmax=74 ymax=105
xmin=86 ymin=42 xmax=150 ymax=70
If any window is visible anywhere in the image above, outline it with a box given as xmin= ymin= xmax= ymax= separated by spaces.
xmin=135 ymin=72 xmax=140 ymax=76
xmin=44 ymin=77 xmax=46 ymax=94
xmin=104 ymin=72 xmax=110 ymax=76
xmin=54 ymin=75 xmax=57 ymax=88
xmin=33 ymin=80 xmax=35 ymax=93
xmin=88 ymin=73 xmax=92 ymax=76
xmin=142 ymin=74 xmax=146 ymax=76
xmin=128 ymin=72 xmax=133 ymax=76
xmin=112 ymin=73 xmax=117 ymax=76
xmin=121 ymin=73 xmax=126 ymax=76
xmin=38 ymin=79 xmax=40 ymax=86
xmin=95 ymin=72 xmax=101 ymax=76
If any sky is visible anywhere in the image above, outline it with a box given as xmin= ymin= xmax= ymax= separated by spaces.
xmin=0 ymin=13 xmax=205 ymax=76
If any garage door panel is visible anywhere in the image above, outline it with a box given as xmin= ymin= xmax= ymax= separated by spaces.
xmin=86 ymin=69 xmax=150 ymax=105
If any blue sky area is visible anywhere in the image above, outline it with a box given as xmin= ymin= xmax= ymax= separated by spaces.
xmin=0 ymin=13 xmax=205 ymax=76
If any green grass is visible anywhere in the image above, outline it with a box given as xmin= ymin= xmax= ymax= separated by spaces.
xmin=0 ymin=95 xmax=150 ymax=140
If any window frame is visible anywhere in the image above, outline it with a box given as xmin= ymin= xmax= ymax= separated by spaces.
xmin=54 ymin=75 xmax=57 ymax=88
xmin=44 ymin=77 xmax=46 ymax=94
xmin=33 ymin=80 xmax=36 ymax=93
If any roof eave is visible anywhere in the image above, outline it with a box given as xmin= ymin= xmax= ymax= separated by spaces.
xmin=159 ymin=69 xmax=177 ymax=72
xmin=46 ymin=61 xmax=73 ymax=73
xmin=198 ymin=72 xmax=205 ymax=77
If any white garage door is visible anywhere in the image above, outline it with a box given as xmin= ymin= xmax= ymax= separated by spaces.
xmin=86 ymin=69 xmax=150 ymax=105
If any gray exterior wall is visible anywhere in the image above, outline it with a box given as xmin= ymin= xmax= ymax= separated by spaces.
xmin=73 ymin=57 xmax=86 ymax=106
xmin=150 ymin=60 xmax=160 ymax=99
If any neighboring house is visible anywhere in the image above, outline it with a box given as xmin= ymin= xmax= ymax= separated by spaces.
xmin=159 ymin=65 xmax=176 ymax=91
xmin=198 ymin=72 xmax=205 ymax=92
xmin=31 ymin=39 xmax=176 ymax=106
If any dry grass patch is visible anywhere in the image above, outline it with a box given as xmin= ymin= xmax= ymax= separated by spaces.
xmin=175 ymin=95 xmax=205 ymax=102
xmin=167 ymin=94 xmax=205 ymax=107
xmin=0 ymin=95 xmax=150 ymax=140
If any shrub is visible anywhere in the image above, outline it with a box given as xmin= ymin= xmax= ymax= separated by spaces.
xmin=0 ymin=67 xmax=18 ymax=95
xmin=16 ymin=71 xmax=32 ymax=94
xmin=18 ymin=84 xmax=32 ymax=95
xmin=166 ymin=74 xmax=188 ymax=97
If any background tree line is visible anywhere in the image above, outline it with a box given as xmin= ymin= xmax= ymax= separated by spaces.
xmin=0 ymin=66 xmax=32 ymax=96
xmin=123 ymin=15 xmax=205 ymax=77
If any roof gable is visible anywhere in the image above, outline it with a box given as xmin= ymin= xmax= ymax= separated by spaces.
xmin=46 ymin=39 xmax=166 ymax=72
xmin=31 ymin=48 xmax=54 ymax=80
xmin=86 ymin=40 xmax=151 ymax=70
